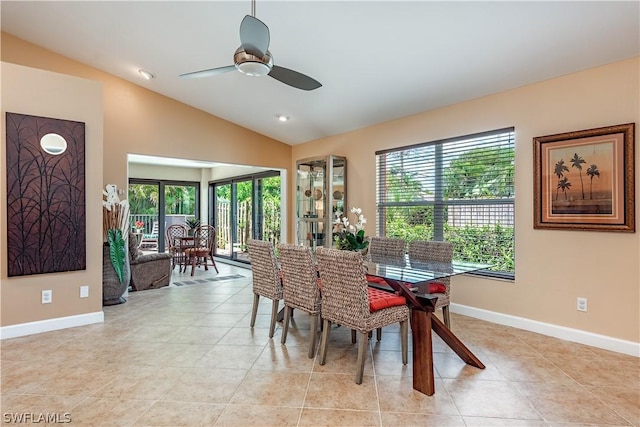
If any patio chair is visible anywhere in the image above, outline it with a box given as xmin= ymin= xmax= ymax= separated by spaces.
xmin=166 ymin=224 xmax=188 ymax=270
xmin=140 ymin=221 xmax=159 ymax=250
xmin=183 ymin=224 xmax=219 ymax=275
xmin=277 ymin=243 xmax=322 ymax=358
xmin=247 ymin=239 xmax=283 ymax=338
xmin=408 ymin=240 xmax=453 ymax=327
xmin=316 ymin=247 xmax=409 ymax=384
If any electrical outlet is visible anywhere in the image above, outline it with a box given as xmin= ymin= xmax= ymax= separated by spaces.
xmin=577 ymin=297 xmax=587 ymax=312
xmin=80 ymin=285 xmax=89 ymax=298
xmin=42 ymin=290 xmax=53 ymax=304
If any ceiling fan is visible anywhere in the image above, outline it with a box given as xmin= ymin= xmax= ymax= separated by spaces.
xmin=179 ymin=0 xmax=322 ymax=91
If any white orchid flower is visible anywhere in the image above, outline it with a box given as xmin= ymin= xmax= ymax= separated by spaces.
xmin=348 ymin=224 xmax=355 ymax=232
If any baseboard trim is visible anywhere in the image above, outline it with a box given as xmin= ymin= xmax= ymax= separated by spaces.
xmin=450 ymin=303 xmax=639 ymax=357
xmin=0 ymin=311 xmax=104 ymax=340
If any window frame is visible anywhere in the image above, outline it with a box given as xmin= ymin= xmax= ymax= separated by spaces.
xmin=375 ymin=127 xmax=515 ymax=280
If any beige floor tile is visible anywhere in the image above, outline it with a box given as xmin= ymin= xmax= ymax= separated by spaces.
xmin=375 ymin=376 xmax=459 ymax=415
xmin=432 ymin=351 xmax=504 ymax=381
xmin=132 ymin=400 xmax=225 ymax=426
xmin=443 ymin=379 xmax=542 ymax=420
xmin=196 ymin=344 xmax=265 ymax=370
xmin=2 ymin=264 xmax=636 ymax=426
xmin=213 ymin=404 xmax=301 ymax=426
xmin=513 ymin=382 xmax=633 ymax=425
xmin=165 ymin=325 xmax=232 ymax=345
xmin=463 ymin=416 xmax=550 ymax=426
xmin=92 ymin=365 xmax=184 ymax=400
xmin=493 ymin=356 xmax=575 ymax=384
xmin=304 ymin=373 xmax=378 ymax=411
xmin=252 ymin=343 xmax=316 ymax=372
xmin=370 ymin=350 xmax=412 ymax=377
xmin=587 ymin=386 xmax=640 ymax=426
xmin=192 ymin=312 xmax=247 ymax=327
xmin=216 ymin=326 xmax=275 ymax=346
xmin=1 ymin=393 xmax=83 ymax=420
xmin=299 ymin=408 xmax=381 ymax=426
xmin=381 ymin=412 xmax=465 ymax=426
xmin=159 ymin=368 xmax=247 ymax=404
xmin=545 ymin=356 xmax=640 ymax=389
xmin=312 ymin=345 xmax=374 ymax=376
xmin=68 ymin=397 xmax=156 ymax=426
xmin=230 ymin=370 xmax=311 ymax=407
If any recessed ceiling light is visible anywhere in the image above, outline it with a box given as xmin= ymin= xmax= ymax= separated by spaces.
xmin=276 ymin=114 xmax=290 ymax=122
xmin=138 ymin=69 xmax=155 ymax=80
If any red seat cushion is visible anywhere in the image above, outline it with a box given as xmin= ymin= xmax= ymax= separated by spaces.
xmin=427 ymin=282 xmax=446 ymax=294
xmin=368 ymin=288 xmax=406 ymax=312
xmin=366 ymin=274 xmax=388 ymax=285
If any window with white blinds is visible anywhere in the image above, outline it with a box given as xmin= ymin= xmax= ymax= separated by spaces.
xmin=376 ymin=127 xmax=515 ymax=278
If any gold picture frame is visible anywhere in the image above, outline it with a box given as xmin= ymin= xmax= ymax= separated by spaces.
xmin=533 ymin=123 xmax=635 ymax=232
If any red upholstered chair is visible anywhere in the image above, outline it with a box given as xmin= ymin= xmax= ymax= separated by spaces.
xmin=367 ymin=236 xmax=406 ymax=341
xmin=315 ymin=247 xmax=409 ymax=384
xmin=408 ymin=240 xmax=454 ymax=327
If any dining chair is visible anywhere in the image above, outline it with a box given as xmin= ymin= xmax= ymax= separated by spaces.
xmin=277 ymin=243 xmax=322 ymax=358
xmin=247 ymin=239 xmax=283 ymax=338
xmin=367 ymin=236 xmax=406 ymax=341
xmin=408 ymin=240 xmax=454 ymax=327
xmin=368 ymin=236 xmax=406 ymax=259
xmin=315 ymin=247 xmax=409 ymax=384
xmin=166 ymin=224 xmax=187 ymax=270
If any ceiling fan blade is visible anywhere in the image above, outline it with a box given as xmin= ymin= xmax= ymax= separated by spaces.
xmin=240 ymin=15 xmax=270 ymax=57
xmin=179 ymin=65 xmax=236 ymax=79
xmin=268 ymin=65 xmax=322 ymax=91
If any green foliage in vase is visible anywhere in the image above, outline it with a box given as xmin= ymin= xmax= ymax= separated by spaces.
xmin=185 ymin=217 xmax=201 ymax=230
xmin=333 ymin=207 xmax=369 ymax=251
xmin=107 ymin=229 xmax=126 ymax=283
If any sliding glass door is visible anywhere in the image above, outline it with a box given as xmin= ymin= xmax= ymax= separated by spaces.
xmin=129 ymin=179 xmax=199 ymax=252
xmin=210 ymin=171 xmax=280 ymax=263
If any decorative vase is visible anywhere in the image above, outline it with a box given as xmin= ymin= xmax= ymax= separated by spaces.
xmin=102 ymin=243 xmax=130 ymax=306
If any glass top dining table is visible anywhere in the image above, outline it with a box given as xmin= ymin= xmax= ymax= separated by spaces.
xmin=363 ymin=255 xmax=491 ymax=396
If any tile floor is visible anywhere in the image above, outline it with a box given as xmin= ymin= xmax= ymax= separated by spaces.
xmin=1 ymin=262 xmax=638 ymax=426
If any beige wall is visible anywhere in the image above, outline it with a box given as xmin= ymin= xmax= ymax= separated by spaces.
xmin=1 ymin=33 xmax=292 ymax=192
xmin=1 ymin=62 xmax=104 ymax=326
xmin=292 ymin=58 xmax=640 ymax=344
xmin=129 ymin=163 xmax=203 ymax=182
xmin=1 ymin=33 xmax=291 ymax=328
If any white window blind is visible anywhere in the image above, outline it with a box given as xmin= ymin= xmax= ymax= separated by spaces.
xmin=376 ymin=128 xmax=515 ymax=277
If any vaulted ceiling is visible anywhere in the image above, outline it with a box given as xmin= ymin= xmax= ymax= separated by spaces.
xmin=2 ymin=1 xmax=638 ymax=145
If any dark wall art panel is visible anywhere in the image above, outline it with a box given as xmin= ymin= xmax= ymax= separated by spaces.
xmin=5 ymin=112 xmax=86 ymax=276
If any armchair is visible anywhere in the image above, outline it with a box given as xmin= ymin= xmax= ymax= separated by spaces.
xmin=128 ymin=232 xmax=172 ymax=291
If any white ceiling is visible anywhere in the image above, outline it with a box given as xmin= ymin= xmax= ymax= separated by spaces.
xmin=2 ymin=1 xmax=638 ymax=146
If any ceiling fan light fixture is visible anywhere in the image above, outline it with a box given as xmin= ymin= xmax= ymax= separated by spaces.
xmin=237 ymin=61 xmax=271 ymax=77
xmin=234 ymin=47 xmax=272 ymax=77
xmin=276 ymin=114 xmax=290 ymax=122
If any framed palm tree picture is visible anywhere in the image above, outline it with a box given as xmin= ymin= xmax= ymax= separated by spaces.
xmin=534 ymin=123 xmax=635 ymax=232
